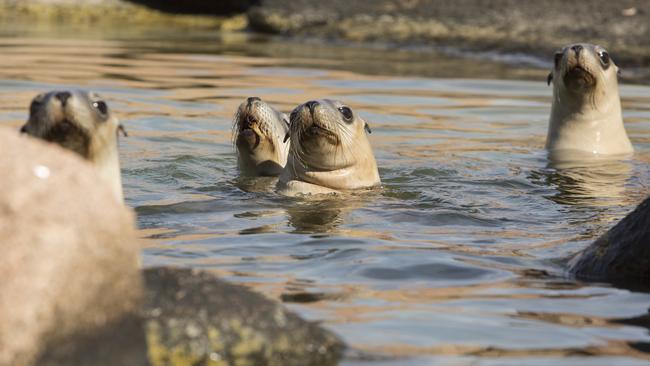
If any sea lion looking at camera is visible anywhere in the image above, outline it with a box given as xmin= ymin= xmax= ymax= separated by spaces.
xmin=277 ymin=99 xmax=380 ymax=196
xmin=234 ymin=97 xmax=290 ymax=177
xmin=546 ymin=43 xmax=633 ymax=159
xmin=20 ymin=90 xmax=126 ymax=202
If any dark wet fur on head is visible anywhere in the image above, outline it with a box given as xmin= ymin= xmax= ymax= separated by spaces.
xmin=43 ymin=120 xmax=91 ymax=157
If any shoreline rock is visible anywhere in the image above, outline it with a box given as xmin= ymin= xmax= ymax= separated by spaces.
xmin=0 ymin=0 xmax=246 ymax=29
xmin=247 ymin=0 xmax=650 ymax=69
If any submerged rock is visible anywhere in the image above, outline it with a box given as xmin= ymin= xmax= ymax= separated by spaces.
xmin=570 ymin=196 xmax=650 ymax=283
xmin=142 ymin=267 xmax=345 ymax=366
xmin=0 ymin=128 xmax=144 ymax=366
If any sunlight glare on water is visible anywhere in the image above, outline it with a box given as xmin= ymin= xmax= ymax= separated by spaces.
xmin=1 ymin=29 xmax=650 ymax=365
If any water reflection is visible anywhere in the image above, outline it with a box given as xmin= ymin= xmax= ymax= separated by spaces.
xmin=286 ymin=193 xmax=372 ymax=234
xmin=1 ymin=30 xmax=650 ymax=366
xmin=531 ymin=155 xmax=634 ymax=207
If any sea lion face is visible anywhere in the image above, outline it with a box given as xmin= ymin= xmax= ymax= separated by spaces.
xmin=278 ymin=99 xmax=380 ymax=194
xmin=234 ymin=97 xmax=289 ymax=176
xmin=20 ymin=90 xmax=125 ymax=202
xmin=21 ymin=90 xmax=121 ymax=160
xmin=289 ymin=99 xmax=371 ymax=171
xmin=545 ymin=44 xmax=633 ymax=157
xmin=550 ymin=43 xmax=618 ymax=95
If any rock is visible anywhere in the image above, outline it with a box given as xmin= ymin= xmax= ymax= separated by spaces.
xmin=0 ymin=0 xmax=232 ymax=29
xmin=247 ymin=0 xmax=650 ymax=68
xmin=142 ymin=267 xmax=345 ymax=366
xmin=0 ymin=128 xmax=144 ymax=366
xmin=570 ymin=196 xmax=650 ymax=283
xmin=125 ymin=0 xmax=259 ymax=15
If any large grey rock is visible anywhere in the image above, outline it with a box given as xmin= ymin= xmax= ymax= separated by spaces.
xmin=570 ymin=196 xmax=650 ymax=284
xmin=0 ymin=128 xmax=143 ymax=366
xmin=142 ymin=267 xmax=345 ymax=366
xmin=248 ymin=0 xmax=650 ymax=67
xmin=125 ymin=0 xmax=259 ymax=15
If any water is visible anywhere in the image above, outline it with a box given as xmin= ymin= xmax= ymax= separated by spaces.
xmin=2 ymin=27 xmax=650 ymax=365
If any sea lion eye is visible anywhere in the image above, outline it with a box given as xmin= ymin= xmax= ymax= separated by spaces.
xmin=338 ymin=106 xmax=353 ymax=122
xmin=554 ymin=52 xmax=563 ymax=69
xmin=93 ymin=100 xmax=108 ymax=116
xmin=598 ymin=50 xmax=611 ymax=67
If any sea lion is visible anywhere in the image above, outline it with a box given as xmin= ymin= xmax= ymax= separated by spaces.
xmin=234 ymin=96 xmax=290 ymax=177
xmin=546 ymin=43 xmax=633 ymax=158
xmin=277 ymin=99 xmax=380 ymax=196
xmin=20 ymin=90 xmax=125 ymax=202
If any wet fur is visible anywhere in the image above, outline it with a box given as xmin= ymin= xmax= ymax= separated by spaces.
xmin=233 ymin=98 xmax=289 ymax=177
xmin=21 ymin=90 xmax=124 ymax=202
xmin=546 ymin=43 xmax=633 ymax=158
xmin=277 ymin=99 xmax=380 ymax=196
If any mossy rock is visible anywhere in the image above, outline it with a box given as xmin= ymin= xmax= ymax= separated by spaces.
xmin=142 ymin=267 xmax=345 ymax=366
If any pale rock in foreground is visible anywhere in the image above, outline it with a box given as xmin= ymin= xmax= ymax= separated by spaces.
xmin=0 ymin=128 xmax=143 ymax=366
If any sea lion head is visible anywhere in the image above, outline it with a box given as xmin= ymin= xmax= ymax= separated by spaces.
xmin=288 ymin=99 xmax=374 ymax=170
xmin=548 ymin=43 xmax=618 ymax=98
xmin=21 ymin=90 xmax=125 ymax=201
xmin=21 ymin=90 xmax=123 ymax=160
xmin=233 ymin=97 xmax=289 ymax=176
xmin=282 ymin=99 xmax=380 ymax=192
xmin=545 ymin=44 xmax=633 ymax=157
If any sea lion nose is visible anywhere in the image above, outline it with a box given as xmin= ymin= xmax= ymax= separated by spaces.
xmin=305 ymin=100 xmax=319 ymax=113
xmin=571 ymin=45 xmax=583 ymax=57
xmin=247 ymin=96 xmax=261 ymax=105
xmin=54 ymin=91 xmax=71 ymax=105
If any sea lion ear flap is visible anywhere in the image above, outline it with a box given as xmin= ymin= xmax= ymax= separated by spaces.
xmin=283 ymin=132 xmax=290 ymax=143
xmin=282 ymin=113 xmax=290 ymax=128
xmin=617 ymin=67 xmax=622 ymax=80
xmin=364 ymin=122 xmax=372 ymax=134
xmin=118 ymin=124 xmax=128 ymax=137
xmin=547 ymin=72 xmax=553 ymax=86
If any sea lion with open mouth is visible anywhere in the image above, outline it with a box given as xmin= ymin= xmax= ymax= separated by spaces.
xmin=234 ymin=97 xmax=290 ymax=177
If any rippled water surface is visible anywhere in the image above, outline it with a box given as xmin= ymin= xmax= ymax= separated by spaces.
xmin=2 ymin=28 xmax=650 ymax=365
